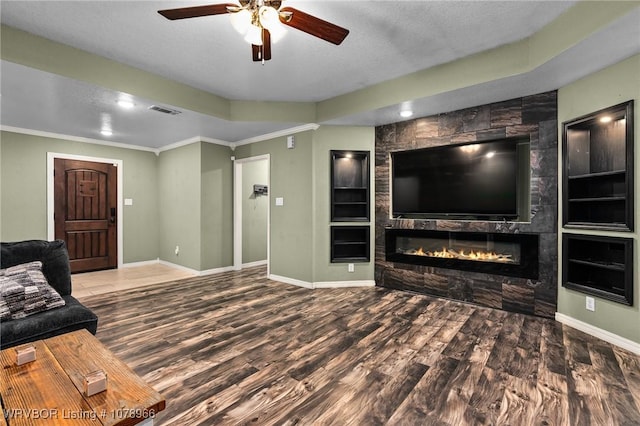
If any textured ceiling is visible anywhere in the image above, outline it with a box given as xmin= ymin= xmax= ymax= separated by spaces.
xmin=1 ymin=1 xmax=638 ymax=149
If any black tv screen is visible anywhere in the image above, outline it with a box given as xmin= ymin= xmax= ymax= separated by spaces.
xmin=391 ymin=139 xmax=522 ymax=219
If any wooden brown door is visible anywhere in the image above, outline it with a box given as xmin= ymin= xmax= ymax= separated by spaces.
xmin=54 ymin=159 xmax=117 ymax=273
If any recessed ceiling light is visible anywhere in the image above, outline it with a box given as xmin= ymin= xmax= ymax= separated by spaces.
xmin=400 ymin=110 xmax=413 ymax=118
xmin=599 ymin=115 xmax=613 ymax=123
xmin=101 ymin=129 xmax=113 ymax=137
xmin=117 ymin=99 xmax=135 ymax=109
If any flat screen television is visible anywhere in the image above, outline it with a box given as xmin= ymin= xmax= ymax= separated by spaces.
xmin=391 ymin=138 xmax=528 ymax=220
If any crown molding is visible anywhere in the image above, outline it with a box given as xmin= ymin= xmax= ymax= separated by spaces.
xmin=233 ymin=123 xmax=320 ymax=147
xmin=1 ymin=125 xmax=158 ymax=153
xmin=2 ymin=123 xmax=324 ymax=154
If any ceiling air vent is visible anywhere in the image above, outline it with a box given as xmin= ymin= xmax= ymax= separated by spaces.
xmin=148 ymin=105 xmax=182 ymax=115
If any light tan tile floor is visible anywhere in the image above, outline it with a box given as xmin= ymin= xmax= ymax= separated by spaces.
xmin=72 ymin=263 xmax=196 ymax=300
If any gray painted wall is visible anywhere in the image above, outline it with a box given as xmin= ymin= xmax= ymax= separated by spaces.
xmin=557 ymin=54 xmax=640 ymax=344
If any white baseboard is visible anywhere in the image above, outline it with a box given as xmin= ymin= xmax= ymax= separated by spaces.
xmin=268 ymin=275 xmax=376 ymax=290
xmin=158 ymin=260 xmax=234 ymax=277
xmin=268 ymin=274 xmax=314 ymax=289
xmin=555 ymin=313 xmax=640 ymax=355
xmin=158 ymin=260 xmax=200 ymax=274
xmin=198 ymin=265 xmax=235 ymax=276
xmin=314 ymin=280 xmax=376 ymax=288
xmin=242 ymin=260 xmax=268 ymax=269
xmin=122 ymin=259 xmax=160 ymax=268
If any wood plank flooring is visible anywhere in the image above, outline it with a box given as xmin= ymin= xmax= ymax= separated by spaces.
xmin=81 ymin=267 xmax=640 ymax=425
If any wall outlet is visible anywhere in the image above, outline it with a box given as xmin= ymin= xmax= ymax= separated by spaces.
xmin=348 ymin=263 xmax=355 ymax=273
xmin=175 ymin=245 xmax=180 ymax=256
xmin=586 ymin=296 xmax=595 ymax=312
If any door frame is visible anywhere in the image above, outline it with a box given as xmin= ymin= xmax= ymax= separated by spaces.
xmin=233 ymin=154 xmax=270 ymax=274
xmin=47 ymin=152 xmax=124 ymax=269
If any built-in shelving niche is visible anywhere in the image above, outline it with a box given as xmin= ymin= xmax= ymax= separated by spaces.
xmin=562 ymin=233 xmax=633 ymax=306
xmin=331 ymin=226 xmax=370 ymax=263
xmin=562 ymin=100 xmax=634 ymax=231
xmin=330 ymin=150 xmax=370 ymax=222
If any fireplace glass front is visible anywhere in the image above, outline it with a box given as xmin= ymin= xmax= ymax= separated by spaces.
xmin=396 ymin=235 xmax=521 ymax=265
xmin=386 ymin=229 xmax=538 ymax=279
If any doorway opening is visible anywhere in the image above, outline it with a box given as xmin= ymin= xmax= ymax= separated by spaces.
xmin=233 ymin=155 xmax=270 ymax=273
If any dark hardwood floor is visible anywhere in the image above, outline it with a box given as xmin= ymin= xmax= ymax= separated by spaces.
xmin=82 ymin=267 xmax=640 ymax=425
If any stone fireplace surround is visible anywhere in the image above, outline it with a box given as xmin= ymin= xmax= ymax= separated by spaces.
xmin=375 ymin=91 xmax=558 ymax=318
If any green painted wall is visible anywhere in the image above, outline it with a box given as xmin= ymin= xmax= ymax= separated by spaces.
xmin=201 ymin=142 xmax=234 ymax=270
xmin=0 ymin=131 xmax=159 ymax=263
xmin=557 ymin=54 xmax=640 ymax=344
xmin=157 ymin=141 xmax=234 ymax=271
xmin=0 ymin=133 xmax=234 ymax=271
xmin=157 ymin=143 xmax=202 ymax=269
xmin=241 ymin=159 xmax=268 ymax=264
xmin=311 ymin=126 xmax=375 ymax=283
xmin=235 ymin=131 xmax=314 ymax=283
xmin=235 ymin=126 xmax=375 ymax=284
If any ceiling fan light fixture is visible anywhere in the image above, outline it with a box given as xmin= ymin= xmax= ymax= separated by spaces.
xmin=259 ymin=6 xmax=278 ymax=29
xmin=158 ymin=1 xmax=349 ymax=61
xmin=230 ymin=8 xmax=251 ymax=34
xmin=259 ymin=6 xmax=286 ymax=42
xmin=245 ymin=23 xmax=263 ymax=45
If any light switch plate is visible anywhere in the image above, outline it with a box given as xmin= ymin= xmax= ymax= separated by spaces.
xmin=124 ymin=198 xmax=133 ymax=206
xmin=275 ymin=197 xmax=284 ymax=206
xmin=586 ymin=296 xmax=595 ymax=312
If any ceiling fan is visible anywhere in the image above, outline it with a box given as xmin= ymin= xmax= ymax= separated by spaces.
xmin=158 ymin=1 xmax=349 ymax=62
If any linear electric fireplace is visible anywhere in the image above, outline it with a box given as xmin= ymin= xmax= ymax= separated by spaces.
xmin=385 ymin=229 xmax=539 ymax=279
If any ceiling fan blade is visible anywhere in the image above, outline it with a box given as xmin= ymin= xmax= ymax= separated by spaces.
xmin=252 ymin=29 xmax=272 ymax=62
xmin=279 ymin=6 xmax=349 ymax=45
xmin=158 ymin=3 xmax=237 ymax=20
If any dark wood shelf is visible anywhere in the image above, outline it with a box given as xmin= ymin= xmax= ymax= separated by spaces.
xmin=562 ymin=100 xmax=634 ymax=231
xmin=334 ymin=201 xmax=368 ymax=205
xmin=568 ymin=169 xmax=626 ymax=180
xmin=330 ymin=225 xmax=370 ymax=263
xmin=562 ymin=233 xmax=633 ymax=305
xmin=568 ymin=196 xmax=626 ymax=203
xmin=330 ymin=151 xmax=370 ymax=262
xmin=332 ymin=217 xmax=369 ymax=223
xmin=331 ymin=151 xmax=370 ymax=222
xmin=567 ymin=258 xmax=625 ymax=272
xmin=334 ymin=186 xmax=367 ymax=190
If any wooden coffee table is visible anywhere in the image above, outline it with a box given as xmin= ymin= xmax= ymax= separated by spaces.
xmin=1 ymin=329 xmax=165 ymax=425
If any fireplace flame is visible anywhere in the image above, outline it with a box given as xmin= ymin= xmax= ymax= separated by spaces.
xmin=407 ymin=247 xmax=514 ymax=263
